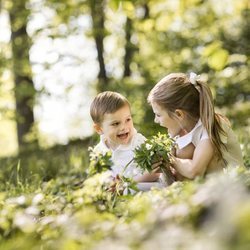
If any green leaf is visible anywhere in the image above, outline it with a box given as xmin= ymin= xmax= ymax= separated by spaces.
xmin=207 ymin=48 xmax=229 ymax=71
xmin=203 ymin=41 xmax=222 ymax=57
xmin=134 ymin=133 xmax=174 ymax=173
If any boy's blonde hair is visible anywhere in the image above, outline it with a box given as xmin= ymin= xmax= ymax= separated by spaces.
xmin=90 ymin=91 xmax=130 ymax=124
xmin=148 ymin=73 xmax=227 ymax=161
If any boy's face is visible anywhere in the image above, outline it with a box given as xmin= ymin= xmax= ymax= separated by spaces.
xmin=94 ymin=105 xmax=135 ymax=150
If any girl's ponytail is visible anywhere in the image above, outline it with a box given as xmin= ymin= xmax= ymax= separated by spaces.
xmin=197 ymin=79 xmax=227 ymax=161
xmin=197 ymin=80 xmax=215 ymax=138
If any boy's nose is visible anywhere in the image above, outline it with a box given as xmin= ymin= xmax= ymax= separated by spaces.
xmin=154 ymin=117 xmax=159 ymax=123
xmin=120 ymin=122 xmax=126 ymax=130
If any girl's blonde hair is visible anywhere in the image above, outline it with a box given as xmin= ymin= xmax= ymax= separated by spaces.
xmin=147 ymin=73 xmax=227 ymax=161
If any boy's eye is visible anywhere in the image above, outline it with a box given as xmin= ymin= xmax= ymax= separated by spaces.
xmin=111 ymin=122 xmax=119 ymax=126
xmin=126 ymin=118 xmax=131 ymax=122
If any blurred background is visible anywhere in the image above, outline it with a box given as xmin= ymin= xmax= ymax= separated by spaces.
xmin=0 ymin=0 xmax=249 ymax=174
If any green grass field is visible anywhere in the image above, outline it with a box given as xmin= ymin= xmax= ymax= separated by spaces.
xmin=0 ymin=130 xmax=249 ymax=250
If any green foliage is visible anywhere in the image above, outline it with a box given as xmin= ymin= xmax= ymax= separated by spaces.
xmin=0 ymin=163 xmax=250 ymax=249
xmin=134 ymin=133 xmax=174 ymax=172
xmin=0 ymin=139 xmax=90 ymax=190
xmin=2 ymin=0 xmax=249 ymax=156
xmin=134 ymin=132 xmax=175 ymax=184
xmin=1 ymin=1 xmax=249 ymax=247
xmin=87 ymin=147 xmax=113 ymax=176
xmin=86 ymin=148 xmax=140 ymax=209
xmin=74 ymin=172 xmax=138 ymax=212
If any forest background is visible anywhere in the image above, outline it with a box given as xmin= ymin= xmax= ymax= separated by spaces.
xmin=0 ymin=0 xmax=249 ymax=249
xmin=0 ymin=0 xmax=249 ymax=175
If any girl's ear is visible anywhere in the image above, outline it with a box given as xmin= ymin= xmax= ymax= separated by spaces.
xmin=175 ymin=109 xmax=185 ymax=120
xmin=93 ymin=123 xmax=103 ymax=135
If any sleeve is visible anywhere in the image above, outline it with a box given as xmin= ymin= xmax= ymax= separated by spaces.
xmin=134 ymin=132 xmax=146 ymax=148
xmin=93 ymin=140 xmax=110 ymax=154
xmin=200 ymin=128 xmax=209 ymax=141
xmin=192 ymin=126 xmax=209 ymax=147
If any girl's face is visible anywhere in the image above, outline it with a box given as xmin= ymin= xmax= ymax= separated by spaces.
xmin=151 ymin=102 xmax=182 ymax=138
xmin=96 ymin=105 xmax=134 ymax=150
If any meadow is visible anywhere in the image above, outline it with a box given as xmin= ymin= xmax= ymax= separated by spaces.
xmin=0 ymin=131 xmax=249 ymax=250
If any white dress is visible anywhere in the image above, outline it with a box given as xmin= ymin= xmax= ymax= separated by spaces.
xmin=175 ymin=119 xmax=244 ymax=173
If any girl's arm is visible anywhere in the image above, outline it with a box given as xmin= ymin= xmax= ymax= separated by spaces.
xmin=171 ymin=139 xmax=214 ymax=179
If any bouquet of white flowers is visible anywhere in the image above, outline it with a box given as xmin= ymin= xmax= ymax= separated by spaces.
xmin=133 ymin=133 xmax=176 ymax=185
xmin=88 ymin=147 xmax=138 ymax=198
xmin=88 ymin=147 xmax=113 ymax=176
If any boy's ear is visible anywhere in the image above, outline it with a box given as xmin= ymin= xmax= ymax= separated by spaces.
xmin=93 ymin=123 xmax=103 ymax=135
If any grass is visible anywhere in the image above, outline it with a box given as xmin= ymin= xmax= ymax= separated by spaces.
xmin=0 ymin=126 xmax=249 ymax=250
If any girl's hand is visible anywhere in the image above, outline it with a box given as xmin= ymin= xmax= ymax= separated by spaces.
xmin=169 ymin=165 xmax=177 ymax=175
xmin=158 ymin=158 xmax=176 ymax=185
xmin=168 ymin=156 xmax=187 ymax=181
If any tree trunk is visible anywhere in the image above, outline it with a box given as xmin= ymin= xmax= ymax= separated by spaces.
xmin=123 ymin=17 xmax=133 ymax=77
xmin=123 ymin=3 xmax=149 ymax=78
xmin=90 ymin=0 xmax=107 ymax=92
xmin=9 ymin=0 xmax=36 ymax=149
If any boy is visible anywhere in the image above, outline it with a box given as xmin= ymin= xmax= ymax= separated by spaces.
xmin=90 ymin=91 xmax=161 ymax=187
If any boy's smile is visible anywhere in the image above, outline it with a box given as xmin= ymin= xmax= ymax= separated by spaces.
xmin=95 ymin=105 xmax=134 ymax=150
xmin=117 ymin=132 xmax=129 ymax=140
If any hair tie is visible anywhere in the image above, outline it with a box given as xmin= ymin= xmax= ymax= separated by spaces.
xmin=189 ymin=72 xmax=200 ymax=92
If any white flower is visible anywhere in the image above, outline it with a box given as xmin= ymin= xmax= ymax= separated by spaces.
xmin=13 ymin=212 xmax=36 ymax=233
xmin=123 ymin=182 xmax=129 ymax=188
xmin=32 ymin=193 xmax=44 ymax=205
xmin=7 ymin=195 xmax=26 ymax=205
xmin=145 ymin=143 xmax=152 ymax=150
xmin=56 ymin=214 xmax=69 ymax=225
xmin=123 ymin=187 xmax=128 ymax=195
xmin=25 ymin=206 xmax=40 ymax=216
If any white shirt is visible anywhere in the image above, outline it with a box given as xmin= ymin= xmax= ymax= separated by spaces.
xmin=175 ymin=119 xmax=209 ymax=149
xmin=175 ymin=119 xmax=244 ymax=171
xmin=93 ymin=129 xmax=146 ymax=179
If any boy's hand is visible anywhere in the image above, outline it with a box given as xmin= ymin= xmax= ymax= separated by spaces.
xmin=108 ymin=175 xmax=124 ymax=194
xmin=152 ymin=157 xmax=163 ymax=173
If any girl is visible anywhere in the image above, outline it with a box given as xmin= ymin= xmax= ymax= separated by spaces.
xmin=147 ymin=72 xmax=244 ymax=179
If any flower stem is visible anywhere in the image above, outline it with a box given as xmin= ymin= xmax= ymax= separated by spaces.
xmin=161 ymin=165 xmax=175 ymax=186
xmin=121 ymin=158 xmax=134 ymax=176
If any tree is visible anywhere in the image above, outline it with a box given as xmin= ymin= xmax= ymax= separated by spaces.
xmin=8 ymin=0 xmax=36 ymax=149
xmin=90 ymin=0 xmax=108 ymax=91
